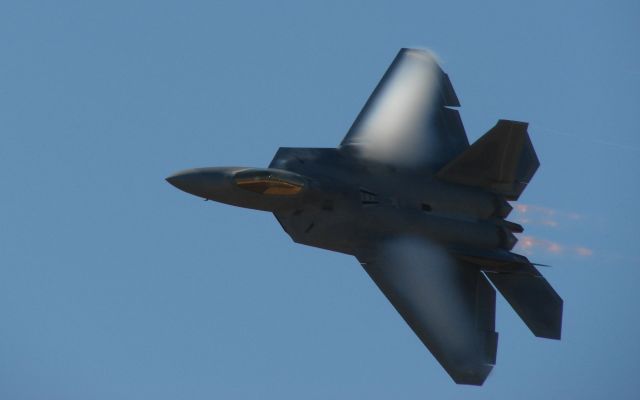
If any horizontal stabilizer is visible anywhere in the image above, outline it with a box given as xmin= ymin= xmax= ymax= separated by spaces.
xmin=485 ymin=264 xmax=563 ymax=339
xmin=436 ymin=120 xmax=539 ymax=200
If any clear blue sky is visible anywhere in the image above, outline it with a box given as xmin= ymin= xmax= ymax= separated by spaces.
xmin=1 ymin=1 xmax=638 ymax=398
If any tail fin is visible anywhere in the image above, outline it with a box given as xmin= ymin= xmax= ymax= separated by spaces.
xmin=436 ymin=120 xmax=539 ymax=200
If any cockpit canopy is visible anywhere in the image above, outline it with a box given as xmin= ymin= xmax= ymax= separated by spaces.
xmin=233 ymin=169 xmax=305 ymax=195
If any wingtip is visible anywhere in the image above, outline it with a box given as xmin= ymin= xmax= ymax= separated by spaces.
xmin=450 ymin=364 xmax=493 ymax=386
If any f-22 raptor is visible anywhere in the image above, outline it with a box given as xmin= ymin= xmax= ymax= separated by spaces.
xmin=167 ymin=48 xmax=563 ymax=385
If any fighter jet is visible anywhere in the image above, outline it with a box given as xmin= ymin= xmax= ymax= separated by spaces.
xmin=166 ymin=48 xmax=563 ymax=385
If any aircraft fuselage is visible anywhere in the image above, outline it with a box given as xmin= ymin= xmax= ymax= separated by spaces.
xmin=166 ymin=147 xmax=516 ymax=256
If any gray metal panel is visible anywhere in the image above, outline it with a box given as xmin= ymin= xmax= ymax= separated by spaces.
xmin=439 ymin=107 xmax=470 ymax=158
xmin=357 ymin=239 xmax=497 ymax=385
xmin=436 ymin=120 xmax=539 ymax=200
xmin=441 ymin=73 xmax=460 ymax=107
xmin=485 ymin=264 xmax=563 ymax=339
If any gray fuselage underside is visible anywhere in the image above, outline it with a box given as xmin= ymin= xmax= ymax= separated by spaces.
xmin=269 ymin=148 xmax=513 ymax=256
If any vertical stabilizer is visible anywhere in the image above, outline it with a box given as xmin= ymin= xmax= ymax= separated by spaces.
xmin=436 ymin=120 xmax=539 ymax=200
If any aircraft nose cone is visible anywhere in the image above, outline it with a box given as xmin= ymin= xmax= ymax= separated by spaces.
xmin=166 ymin=168 xmax=230 ymax=199
xmin=166 ymin=170 xmax=200 ymax=192
xmin=165 ymin=173 xmax=182 ymax=187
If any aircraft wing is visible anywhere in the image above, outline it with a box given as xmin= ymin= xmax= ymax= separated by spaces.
xmin=356 ymin=238 xmax=497 ymax=385
xmin=340 ymin=48 xmax=469 ymax=170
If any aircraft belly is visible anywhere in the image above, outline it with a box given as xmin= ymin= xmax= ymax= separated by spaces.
xmin=273 ymin=208 xmax=362 ymax=255
xmin=357 ymin=207 xmax=503 ymax=250
xmin=276 ymin=203 xmax=504 ymax=257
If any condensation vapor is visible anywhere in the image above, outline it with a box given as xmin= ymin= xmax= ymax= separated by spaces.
xmin=379 ymin=237 xmax=482 ymax=367
xmin=348 ymin=50 xmax=442 ymax=167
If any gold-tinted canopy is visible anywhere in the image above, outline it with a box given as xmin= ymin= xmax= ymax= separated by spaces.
xmin=234 ymin=170 xmax=305 ymax=195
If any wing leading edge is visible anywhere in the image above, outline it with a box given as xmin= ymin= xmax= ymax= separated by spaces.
xmin=356 ymin=238 xmax=497 ymax=385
